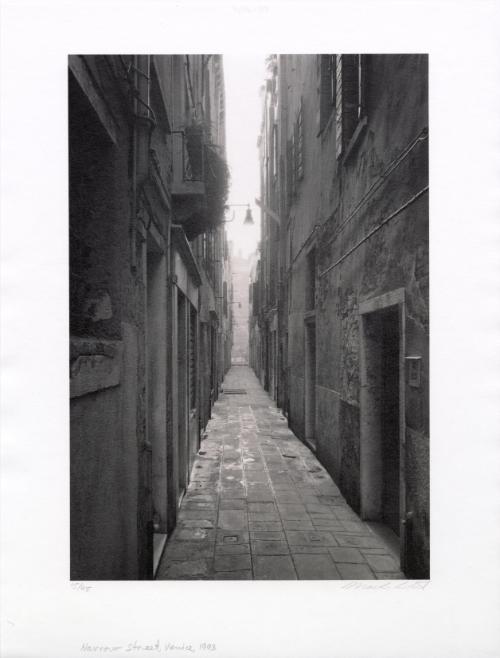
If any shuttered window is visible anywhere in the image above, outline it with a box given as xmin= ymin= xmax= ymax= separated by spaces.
xmin=286 ymin=137 xmax=295 ymax=208
xmin=335 ymin=55 xmax=343 ymax=158
xmin=295 ymin=98 xmax=304 ymax=181
xmin=288 ymin=97 xmax=304 ymax=206
xmin=319 ymin=55 xmax=336 ymax=133
xmin=336 ymin=54 xmax=366 ymax=158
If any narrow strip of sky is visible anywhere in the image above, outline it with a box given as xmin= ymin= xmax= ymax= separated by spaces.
xmin=223 ymin=54 xmax=266 ymax=258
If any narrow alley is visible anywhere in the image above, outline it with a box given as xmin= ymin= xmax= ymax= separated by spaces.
xmin=157 ymin=366 xmax=403 ymax=580
xmin=68 ymin=54 xmax=429 ymax=582
xmin=5 ymin=5 xmax=498 ymax=656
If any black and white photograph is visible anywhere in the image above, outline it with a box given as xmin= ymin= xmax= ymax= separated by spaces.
xmin=2 ymin=1 xmax=500 ymax=657
xmin=68 ymin=53 xmax=429 ymax=581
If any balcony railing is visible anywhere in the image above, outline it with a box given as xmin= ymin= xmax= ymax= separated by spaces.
xmin=172 ymin=123 xmax=229 ymax=240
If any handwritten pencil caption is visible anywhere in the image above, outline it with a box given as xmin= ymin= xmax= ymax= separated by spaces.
xmin=81 ymin=641 xmax=216 ymax=654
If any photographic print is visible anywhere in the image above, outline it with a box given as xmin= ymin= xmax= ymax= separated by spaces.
xmin=69 ymin=53 xmax=429 ymax=581
xmin=4 ymin=1 xmax=500 ymax=656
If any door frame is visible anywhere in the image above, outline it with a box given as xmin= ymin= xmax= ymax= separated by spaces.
xmin=304 ymin=314 xmax=317 ymax=451
xmin=359 ymin=288 xmax=406 ymax=568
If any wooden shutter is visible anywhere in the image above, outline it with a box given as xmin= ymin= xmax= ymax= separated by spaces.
xmin=296 ymin=98 xmax=304 ymax=181
xmin=336 ymin=54 xmax=363 ymax=157
xmin=335 ymin=55 xmax=343 ymax=158
xmin=342 ymin=54 xmax=359 ymax=144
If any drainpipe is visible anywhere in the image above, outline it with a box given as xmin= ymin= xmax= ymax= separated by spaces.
xmin=136 ymin=55 xmax=152 ymax=186
xmin=130 ymin=57 xmax=138 ymax=271
xmin=130 ymin=55 xmax=155 ymax=270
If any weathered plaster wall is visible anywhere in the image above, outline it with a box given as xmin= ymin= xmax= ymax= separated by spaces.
xmin=70 ymin=54 xmax=230 ymax=580
xmin=281 ymin=55 xmax=429 ymax=577
xmin=69 ymin=60 xmax=146 ymax=579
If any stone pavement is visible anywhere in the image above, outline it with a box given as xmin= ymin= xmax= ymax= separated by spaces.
xmin=156 ymin=366 xmax=404 ymax=580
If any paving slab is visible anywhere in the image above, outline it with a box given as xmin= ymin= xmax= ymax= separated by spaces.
xmin=178 ymin=519 xmax=215 ymax=529
xmin=253 ymin=555 xmax=297 ymax=580
xmin=251 ymin=540 xmax=290 ymax=555
xmin=285 ymin=530 xmax=338 ymax=546
xmin=214 ymin=554 xmax=252 ymax=572
xmin=156 ymin=366 xmax=404 ymax=580
xmin=250 ymin=531 xmax=286 ymax=541
xmin=364 ymin=554 xmax=400 ymax=572
xmin=164 ymin=542 xmax=214 ymax=561
xmin=248 ymin=521 xmax=284 ymax=532
xmin=336 ymin=562 xmax=376 ymax=579
xmin=374 ymin=571 xmax=407 ymax=580
xmin=219 ymin=499 xmax=247 ymax=511
xmin=173 ymin=528 xmax=215 ymax=542
xmin=293 ymin=554 xmax=341 ymax=580
xmin=217 ymin=510 xmax=248 ymax=531
xmin=329 ymin=547 xmax=366 ymax=564
xmin=290 ymin=545 xmax=330 ymax=554
xmin=215 ymin=543 xmax=251 ymax=555
xmin=159 ymin=559 xmax=212 ymax=580
xmin=215 ymin=571 xmax=253 ymax=580
xmin=216 ymin=530 xmax=249 ymax=544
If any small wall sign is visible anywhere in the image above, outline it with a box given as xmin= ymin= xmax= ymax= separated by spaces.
xmin=406 ymin=356 xmax=422 ymax=387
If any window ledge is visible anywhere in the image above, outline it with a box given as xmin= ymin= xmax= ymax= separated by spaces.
xmin=343 ymin=116 xmax=368 ymax=165
xmin=70 ymin=337 xmax=123 ymax=398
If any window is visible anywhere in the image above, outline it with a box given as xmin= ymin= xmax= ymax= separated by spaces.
xmin=272 ymin=123 xmax=278 ymax=183
xmin=287 ymin=97 xmax=304 ymax=205
xmin=305 ymin=248 xmax=316 ymax=311
xmin=335 ymin=55 xmax=343 ymax=158
xmin=336 ymin=54 xmax=366 ymax=158
xmin=286 ymin=136 xmax=295 ymax=208
xmin=319 ymin=55 xmax=336 ymax=133
xmin=319 ymin=54 xmax=367 ymax=152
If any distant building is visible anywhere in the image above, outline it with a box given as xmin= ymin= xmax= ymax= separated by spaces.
xmin=69 ymin=55 xmax=231 ymax=579
xmin=230 ymin=249 xmax=251 ymax=365
xmin=250 ymin=55 xmax=429 ymax=578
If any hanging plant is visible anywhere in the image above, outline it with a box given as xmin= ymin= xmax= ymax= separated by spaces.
xmin=204 ymin=143 xmax=230 ymax=230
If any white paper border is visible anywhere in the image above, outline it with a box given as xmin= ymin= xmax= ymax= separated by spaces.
xmin=2 ymin=1 xmax=500 ymax=657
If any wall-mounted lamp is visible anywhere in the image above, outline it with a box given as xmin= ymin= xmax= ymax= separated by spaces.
xmin=223 ymin=203 xmax=254 ymax=225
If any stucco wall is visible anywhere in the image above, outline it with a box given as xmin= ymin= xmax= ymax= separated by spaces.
xmin=281 ymin=55 xmax=429 ymax=577
xmin=69 ymin=60 xmax=146 ymax=579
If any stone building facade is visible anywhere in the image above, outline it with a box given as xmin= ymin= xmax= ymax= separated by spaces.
xmin=69 ymin=54 xmax=231 ymax=579
xmin=250 ymin=55 xmax=429 ymax=578
xmin=229 ymin=249 xmax=251 ymax=365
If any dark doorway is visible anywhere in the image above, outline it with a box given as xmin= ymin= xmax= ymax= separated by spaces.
xmin=177 ymin=292 xmax=188 ymax=497
xmin=147 ymin=244 xmax=168 ymax=576
xmin=380 ymin=308 xmax=400 ymax=535
xmin=304 ymin=320 xmax=316 ymax=450
xmin=360 ymin=301 xmax=403 ymax=547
